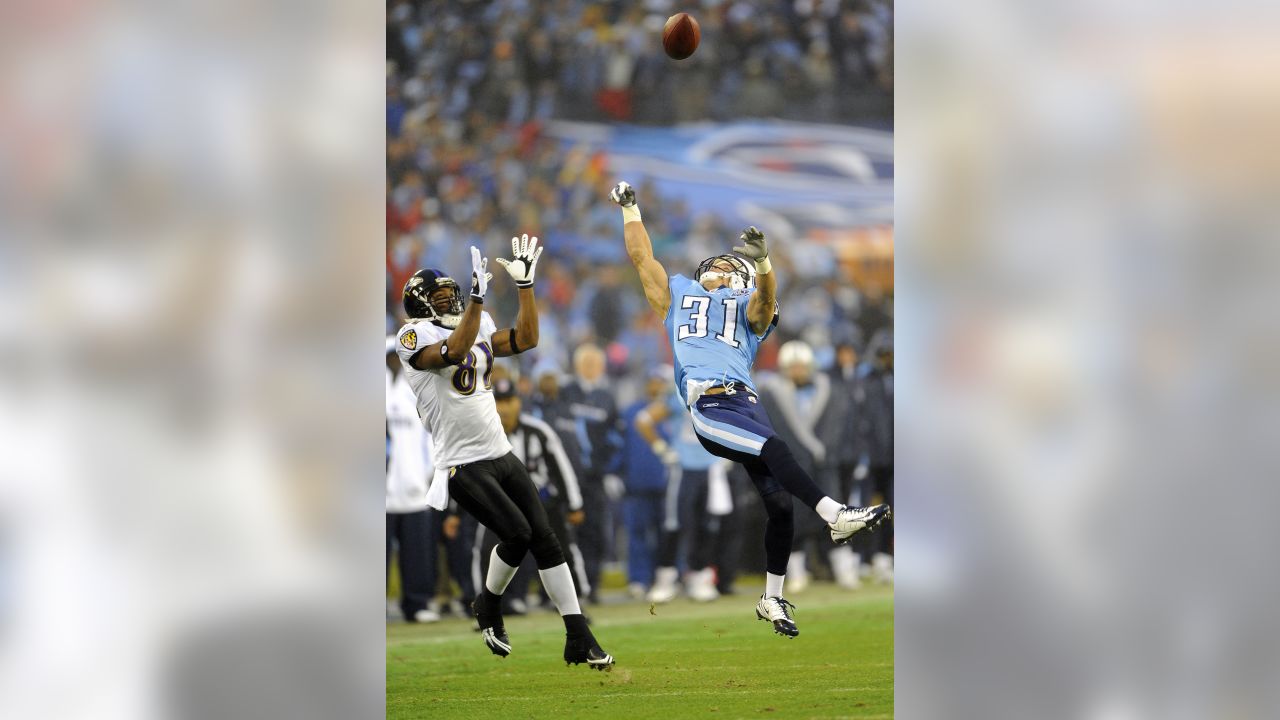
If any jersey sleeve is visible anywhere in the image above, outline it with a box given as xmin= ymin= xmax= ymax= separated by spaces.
xmin=394 ymin=321 xmax=445 ymax=366
xmin=665 ymin=274 xmax=687 ymax=326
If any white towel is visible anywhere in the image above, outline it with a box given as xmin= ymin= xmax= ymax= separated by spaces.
xmin=425 ymin=466 xmax=451 ymax=511
xmin=707 ymin=460 xmax=733 ymax=516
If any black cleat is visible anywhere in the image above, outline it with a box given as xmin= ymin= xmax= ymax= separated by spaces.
xmin=564 ymin=634 xmax=615 ymax=671
xmin=755 ymin=595 xmax=799 ymax=638
xmin=472 ymin=595 xmax=511 ymax=658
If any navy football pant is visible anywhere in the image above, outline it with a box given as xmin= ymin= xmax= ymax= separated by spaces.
xmin=687 ymin=391 xmax=829 ymax=575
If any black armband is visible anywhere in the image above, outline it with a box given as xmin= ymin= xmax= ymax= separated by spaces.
xmin=439 ymin=343 xmax=463 ymax=366
xmin=507 ymin=328 xmax=523 ymax=355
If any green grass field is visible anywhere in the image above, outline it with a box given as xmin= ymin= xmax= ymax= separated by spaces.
xmin=387 ymin=583 xmax=893 ymax=719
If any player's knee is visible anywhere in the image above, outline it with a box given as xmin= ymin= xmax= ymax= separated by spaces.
xmin=500 ymin=523 xmax=533 ymax=559
xmin=529 ymin=527 xmax=565 ymax=569
xmin=761 ymin=490 xmax=793 ymax=522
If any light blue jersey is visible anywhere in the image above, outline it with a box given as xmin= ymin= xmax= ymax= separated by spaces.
xmin=664 ymin=274 xmax=777 ymax=405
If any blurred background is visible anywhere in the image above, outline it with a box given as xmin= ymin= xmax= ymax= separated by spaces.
xmin=385 ymin=0 xmax=896 ymax=621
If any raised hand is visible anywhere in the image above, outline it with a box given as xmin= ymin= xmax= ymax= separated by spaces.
xmin=609 ymin=181 xmax=637 ymax=207
xmin=733 ymin=226 xmax=768 ymax=262
xmin=469 ymin=246 xmax=492 ymax=301
xmin=495 ymin=233 xmax=544 ymax=288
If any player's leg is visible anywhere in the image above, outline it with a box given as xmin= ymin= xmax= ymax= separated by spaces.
xmin=743 ymin=459 xmax=801 ymax=638
xmin=690 ymin=393 xmax=890 ymax=543
xmin=493 ymin=453 xmax=614 ymax=670
xmin=448 ymin=459 xmax=536 ymax=657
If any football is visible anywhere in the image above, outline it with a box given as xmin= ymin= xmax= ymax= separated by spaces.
xmin=662 ymin=12 xmax=701 ymax=60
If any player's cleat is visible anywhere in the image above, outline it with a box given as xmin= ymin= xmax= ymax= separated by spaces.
xmin=756 ymin=595 xmax=799 ymax=638
xmin=828 ymin=504 xmax=892 ymax=545
xmin=564 ymin=634 xmax=615 ymax=671
xmin=472 ymin=595 xmax=511 ymax=658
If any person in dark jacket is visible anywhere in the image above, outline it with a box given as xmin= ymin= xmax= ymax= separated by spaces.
xmin=758 ymin=340 xmax=863 ymax=591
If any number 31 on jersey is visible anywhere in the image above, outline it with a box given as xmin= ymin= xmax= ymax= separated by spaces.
xmin=677 ymin=296 xmax=741 ymax=349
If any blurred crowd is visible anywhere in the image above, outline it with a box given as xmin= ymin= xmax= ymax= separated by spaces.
xmin=386 ymin=0 xmax=894 ymax=618
xmin=387 ymin=0 xmax=892 ymax=128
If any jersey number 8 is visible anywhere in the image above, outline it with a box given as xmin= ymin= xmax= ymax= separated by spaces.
xmin=451 ymin=341 xmax=494 ymax=395
xmin=677 ymin=296 xmax=741 ymax=348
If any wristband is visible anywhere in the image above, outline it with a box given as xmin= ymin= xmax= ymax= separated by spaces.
xmin=754 ymin=255 xmax=772 ymax=275
xmin=621 ymin=204 xmax=642 ymax=223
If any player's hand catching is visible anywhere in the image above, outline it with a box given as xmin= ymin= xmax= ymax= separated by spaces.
xmin=609 ymin=181 xmax=636 ymax=207
xmin=733 ymin=226 xmax=768 ymax=263
xmin=469 ymin=246 xmax=492 ymax=301
xmin=495 ymin=233 xmax=543 ymax=288
xmin=567 ymin=510 xmax=585 ymax=526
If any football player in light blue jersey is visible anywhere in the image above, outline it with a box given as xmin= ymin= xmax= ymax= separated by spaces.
xmin=610 ymin=180 xmax=890 ymax=638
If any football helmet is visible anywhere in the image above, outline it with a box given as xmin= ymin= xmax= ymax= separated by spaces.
xmin=696 ymin=253 xmax=755 ymax=291
xmin=403 ymin=269 xmax=464 ymax=328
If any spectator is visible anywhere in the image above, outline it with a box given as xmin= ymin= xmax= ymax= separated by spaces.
xmin=758 ymin=340 xmax=862 ymax=591
xmin=560 ymin=343 xmax=624 ymax=603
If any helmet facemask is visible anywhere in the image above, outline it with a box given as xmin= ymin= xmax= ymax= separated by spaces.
xmin=697 ymin=254 xmax=754 ymax=291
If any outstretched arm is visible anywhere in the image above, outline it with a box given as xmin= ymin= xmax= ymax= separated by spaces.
xmin=735 ymin=226 xmax=777 ymax=336
xmin=492 ymin=234 xmax=544 ymax=357
xmin=409 ymin=247 xmax=491 ymax=370
xmin=610 ymin=181 xmax=670 ymax=317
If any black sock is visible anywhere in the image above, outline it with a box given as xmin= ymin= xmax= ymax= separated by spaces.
xmin=481 ymin=589 xmax=503 ymax=617
xmin=562 ymin=613 xmax=590 ymax=637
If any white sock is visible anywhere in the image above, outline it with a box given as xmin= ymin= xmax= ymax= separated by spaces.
xmin=816 ymin=496 xmax=844 ymax=524
xmin=538 ymin=563 xmax=582 ymax=616
xmin=485 ymin=547 xmax=519 ymax=596
xmin=765 ymin=572 xmax=785 ymax=598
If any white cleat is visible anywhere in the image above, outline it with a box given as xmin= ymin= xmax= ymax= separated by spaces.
xmin=412 ymin=608 xmax=441 ymax=623
xmin=828 ymin=504 xmax=892 ymax=545
xmin=687 ymin=568 xmax=720 ymax=602
xmin=755 ymin=595 xmax=799 ymax=638
xmin=647 ymin=566 xmax=680 ymax=604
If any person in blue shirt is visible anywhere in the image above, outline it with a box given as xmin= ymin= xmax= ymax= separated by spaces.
xmin=610 ymin=180 xmax=891 ymax=638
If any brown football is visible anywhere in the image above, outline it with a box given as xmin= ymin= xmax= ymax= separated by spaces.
xmin=662 ymin=12 xmax=701 ymax=60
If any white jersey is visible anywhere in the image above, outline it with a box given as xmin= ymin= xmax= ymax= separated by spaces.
xmin=394 ymin=313 xmax=512 ymax=469
xmin=386 ymin=367 xmax=433 ymax=513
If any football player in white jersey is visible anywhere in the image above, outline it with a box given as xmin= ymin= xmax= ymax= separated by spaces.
xmin=394 ymin=235 xmax=614 ymax=671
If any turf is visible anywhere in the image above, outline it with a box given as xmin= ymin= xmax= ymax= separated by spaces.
xmin=387 ymin=583 xmax=893 ymax=719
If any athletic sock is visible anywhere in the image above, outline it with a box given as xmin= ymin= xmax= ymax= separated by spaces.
xmin=816 ymin=497 xmax=844 ymax=524
xmin=765 ymin=572 xmax=785 ymax=598
xmin=485 ymin=546 xmax=519 ymax=596
xmin=562 ymin=612 xmax=590 ymax=637
xmin=538 ymin=562 xmax=583 ymax=617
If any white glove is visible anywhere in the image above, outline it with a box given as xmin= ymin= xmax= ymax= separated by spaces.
xmin=495 ymin=233 xmax=543 ymax=288
xmin=469 ymin=246 xmax=492 ymax=301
